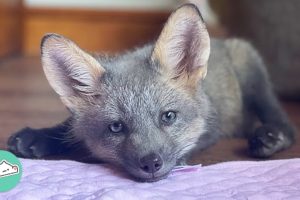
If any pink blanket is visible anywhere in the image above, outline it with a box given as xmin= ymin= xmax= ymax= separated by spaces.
xmin=1 ymin=158 xmax=300 ymax=199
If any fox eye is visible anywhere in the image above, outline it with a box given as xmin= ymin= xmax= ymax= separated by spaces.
xmin=161 ymin=111 xmax=177 ymax=125
xmin=109 ymin=122 xmax=124 ymax=133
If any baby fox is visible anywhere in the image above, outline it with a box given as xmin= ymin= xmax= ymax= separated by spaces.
xmin=7 ymin=4 xmax=295 ymax=182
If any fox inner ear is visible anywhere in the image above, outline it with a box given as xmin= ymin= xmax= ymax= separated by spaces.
xmin=152 ymin=4 xmax=210 ymax=85
xmin=41 ymin=34 xmax=105 ymax=97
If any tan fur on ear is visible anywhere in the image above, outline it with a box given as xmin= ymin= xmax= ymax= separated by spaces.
xmin=152 ymin=4 xmax=210 ymax=87
xmin=41 ymin=33 xmax=105 ymax=97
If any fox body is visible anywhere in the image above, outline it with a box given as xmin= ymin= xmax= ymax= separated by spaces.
xmin=8 ymin=4 xmax=295 ymax=182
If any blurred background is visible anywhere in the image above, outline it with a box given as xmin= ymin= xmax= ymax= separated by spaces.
xmin=0 ymin=0 xmax=299 ymax=163
xmin=2 ymin=0 xmax=300 ymax=97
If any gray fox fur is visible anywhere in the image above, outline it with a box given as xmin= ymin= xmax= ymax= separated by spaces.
xmin=7 ymin=4 xmax=295 ymax=182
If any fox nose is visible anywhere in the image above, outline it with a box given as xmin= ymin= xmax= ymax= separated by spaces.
xmin=139 ymin=153 xmax=163 ymax=173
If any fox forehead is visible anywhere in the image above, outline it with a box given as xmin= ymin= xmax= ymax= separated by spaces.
xmin=95 ymin=44 xmax=155 ymax=76
xmin=92 ymin=45 xmax=175 ymax=109
xmin=96 ymin=76 xmax=190 ymax=120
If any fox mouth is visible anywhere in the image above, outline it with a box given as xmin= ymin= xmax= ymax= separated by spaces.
xmin=124 ymin=164 xmax=174 ymax=182
xmin=132 ymin=171 xmax=171 ymax=182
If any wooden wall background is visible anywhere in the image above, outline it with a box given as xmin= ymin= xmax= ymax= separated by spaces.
xmin=0 ymin=0 xmax=170 ymax=57
xmin=0 ymin=1 xmax=222 ymax=57
xmin=0 ymin=0 xmax=22 ymax=58
xmin=22 ymin=8 xmax=170 ymax=56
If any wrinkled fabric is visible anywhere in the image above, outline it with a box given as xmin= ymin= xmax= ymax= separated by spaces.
xmin=1 ymin=158 xmax=300 ymax=200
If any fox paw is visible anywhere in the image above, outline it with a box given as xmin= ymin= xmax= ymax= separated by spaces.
xmin=7 ymin=127 xmax=54 ymax=158
xmin=248 ymin=125 xmax=291 ymax=158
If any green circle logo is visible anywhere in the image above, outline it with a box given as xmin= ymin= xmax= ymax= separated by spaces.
xmin=0 ymin=150 xmax=22 ymax=192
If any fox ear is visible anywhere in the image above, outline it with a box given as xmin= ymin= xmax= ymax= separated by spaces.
xmin=41 ymin=34 xmax=105 ymax=98
xmin=152 ymin=4 xmax=210 ymax=86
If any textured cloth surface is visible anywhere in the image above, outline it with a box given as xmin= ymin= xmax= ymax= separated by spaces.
xmin=1 ymin=158 xmax=300 ymax=200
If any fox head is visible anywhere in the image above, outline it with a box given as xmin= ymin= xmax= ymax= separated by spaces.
xmin=41 ymin=4 xmax=218 ymax=182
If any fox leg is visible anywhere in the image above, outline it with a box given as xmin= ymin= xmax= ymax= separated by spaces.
xmin=247 ymin=79 xmax=296 ymax=158
xmin=7 ymin=118 xmax=74 ymax=158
